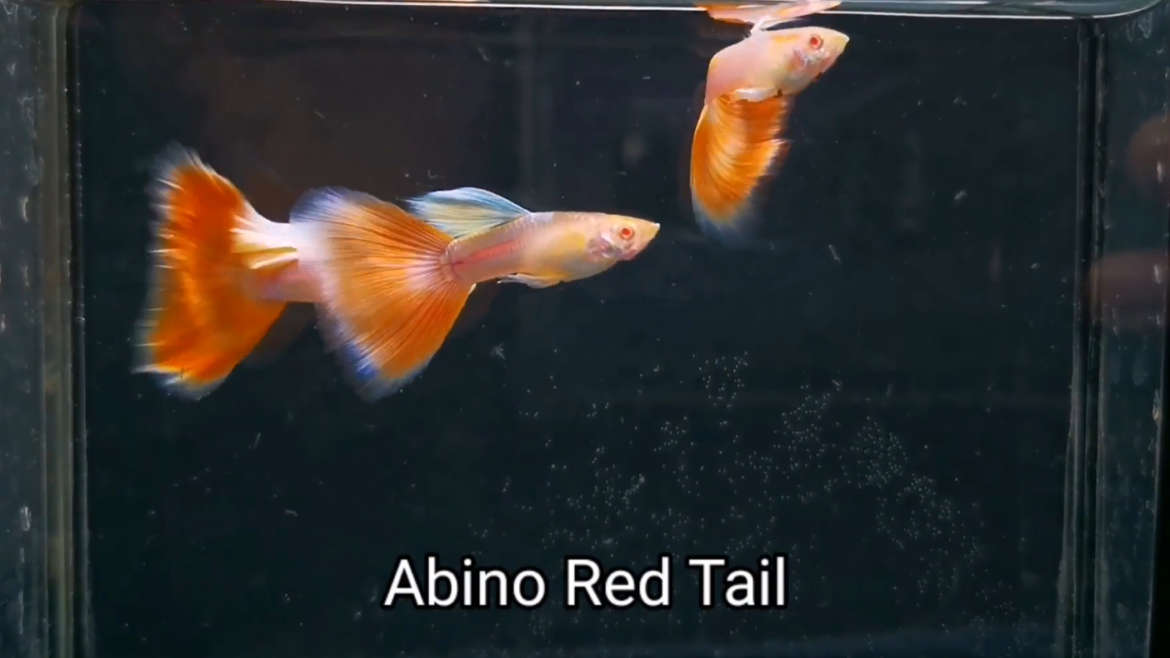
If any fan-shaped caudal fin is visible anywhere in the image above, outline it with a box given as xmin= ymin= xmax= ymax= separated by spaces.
xmin=134 ymin=147 xmax=288 ymax=398
xmin=700 ymin=0 xmax=841 ymax=31
xmin=289 ymin=188 xmax=474 ymax=400
xmin=689 ymin=92 xmax=793 ymax=240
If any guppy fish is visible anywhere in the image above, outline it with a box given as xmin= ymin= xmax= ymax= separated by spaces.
xmin=690 ymin=1 xmax=848 ymax=239
xmin=135 ymin=148 xmax=660 ymax=400
xmin=701 ymin=0 xmax=839 ymax=31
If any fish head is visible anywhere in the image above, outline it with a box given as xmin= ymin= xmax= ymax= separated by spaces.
xmin=587 ymin=214 xmax=661 ymax=263
xmin=764 ymin=26 xmax=849 ymax=95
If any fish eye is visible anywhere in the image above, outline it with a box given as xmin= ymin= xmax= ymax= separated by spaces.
xmin=618 ymin=226 xmax=635 ymax=241
xmin=808 ymin=34 xmax=824 ymax=50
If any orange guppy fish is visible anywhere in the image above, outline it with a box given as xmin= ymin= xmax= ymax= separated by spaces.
xmin=134 ymin=148 xmax=660 ymax=400
xmin=690 ymin=1 xmax=848 ymax=239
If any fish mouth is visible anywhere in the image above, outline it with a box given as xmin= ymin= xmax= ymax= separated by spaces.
xmin=620 ymin=222 xmax=660 ymax=260
xmin=826 ymin=32 xmax=850 ymax=60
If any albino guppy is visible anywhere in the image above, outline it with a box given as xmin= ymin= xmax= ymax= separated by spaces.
xmin=690 ymin=1 xmax=848 ymax=239
xmin=135 ymin=148 xmax=659 ymax=400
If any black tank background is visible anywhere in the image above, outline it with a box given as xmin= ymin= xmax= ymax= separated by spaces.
xmin=75 ymin=3 xmax=1077 ymax=656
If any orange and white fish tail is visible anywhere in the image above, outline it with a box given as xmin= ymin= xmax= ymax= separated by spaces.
xmin=701 ymin=0 xmax=842 ymax=31
xmin=289 ymin=189 xmax=474 ymax=400
xmin=134 ymin=147 xmax=289 ymax=397
xmin=690 ymin=92 xmax=793 ymax=239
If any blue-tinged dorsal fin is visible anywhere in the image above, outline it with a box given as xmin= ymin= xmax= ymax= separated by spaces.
xmin=404 ymin=187 xmax=530 ymax=238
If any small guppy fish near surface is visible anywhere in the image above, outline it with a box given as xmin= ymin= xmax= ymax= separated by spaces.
xmin=134 ymin=147 xmax=660 ymax=401
xmin=690 ymin=1 xmax=848 ymax=240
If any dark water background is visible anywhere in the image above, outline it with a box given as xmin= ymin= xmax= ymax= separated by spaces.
xmin=75 ymin=2 xmax=1079 ymax=656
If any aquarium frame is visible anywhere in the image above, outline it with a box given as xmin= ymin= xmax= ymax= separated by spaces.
xmin=0 ymin=0 xmax=1165 ymax=657
xmin=0 ymin=2 xmax=83 ymax=658
xmin=274 ymin=0 xmax=1163 ymax=20
xmin=1061 ymin=3 xmax=1170 ymax=658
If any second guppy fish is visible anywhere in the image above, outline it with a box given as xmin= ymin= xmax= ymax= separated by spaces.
xmin=690 ymin=2 xmax=848 ymax=240
xmin=135 ymin=148 xmax=660 ymax=400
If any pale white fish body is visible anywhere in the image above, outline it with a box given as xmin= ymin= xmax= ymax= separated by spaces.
xmin=445 ymin=211 xmax=649 ymax=287
xmin=409 ymin=189 xmax=660 ymax=289
xmin=705 ymin=26 xmax=850 ymax=105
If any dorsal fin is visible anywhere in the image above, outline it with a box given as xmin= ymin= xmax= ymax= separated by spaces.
xmin=404 ymin=187 xmax=530 ymax=238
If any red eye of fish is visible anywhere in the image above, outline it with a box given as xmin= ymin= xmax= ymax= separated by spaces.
xmin=619 ymin=226 xmax=635 ymax=240
xmin=808 ymin=34 xmax=823 ymax=50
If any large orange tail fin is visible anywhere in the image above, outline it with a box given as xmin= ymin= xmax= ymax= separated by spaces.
xmin=288 ymin=188 xmax=473 ymax=400
xmin=134 ymin=148 xmax=288 ymax=398
xmin=700 ymin=0 xmax=842 ymax=31
xmin=689 ymin=93 xmax=792 ymax=240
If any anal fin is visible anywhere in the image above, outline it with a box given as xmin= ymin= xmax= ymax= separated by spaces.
xmin=499 ymin=273 xmax=563 ymax=289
